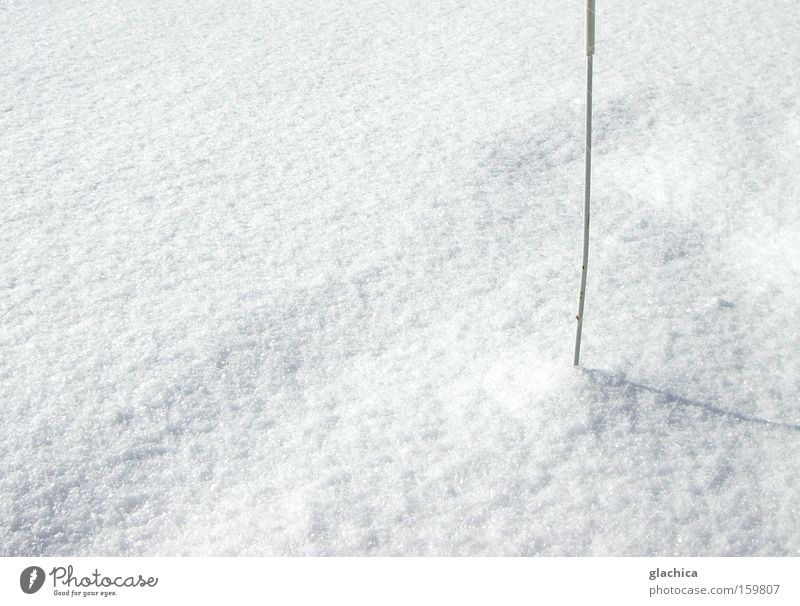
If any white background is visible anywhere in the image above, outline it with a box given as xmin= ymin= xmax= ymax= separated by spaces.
xmin=1 ymin=557 xmax=798 ymax=605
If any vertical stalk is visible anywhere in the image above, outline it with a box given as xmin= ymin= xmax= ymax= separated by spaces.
xmin=574 ymin=0 xmax=595 ymax=366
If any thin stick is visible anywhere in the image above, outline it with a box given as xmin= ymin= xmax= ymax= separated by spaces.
xmin=574 ymin=0 xmax=595 ymax=366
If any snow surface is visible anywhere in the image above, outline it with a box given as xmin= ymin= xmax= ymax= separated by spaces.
xmin=1 ymin=0 xmax=799 ymax=556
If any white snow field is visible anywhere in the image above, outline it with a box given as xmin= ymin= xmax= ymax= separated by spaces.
xmin=1 ymin=0 xmax=799 ymax=556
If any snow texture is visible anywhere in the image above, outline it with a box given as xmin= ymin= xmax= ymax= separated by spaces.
xmin=1 ymin=0 xmax=799 ymax=556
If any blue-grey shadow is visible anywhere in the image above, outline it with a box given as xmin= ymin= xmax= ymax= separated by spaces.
xmin=583 ymin=368 xmax=800 ymax=433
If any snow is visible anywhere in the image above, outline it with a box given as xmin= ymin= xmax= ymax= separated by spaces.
xmin=1 ymin=0 xmax=798 ymax=556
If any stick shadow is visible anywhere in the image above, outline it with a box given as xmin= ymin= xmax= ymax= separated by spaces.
xmin=583 ymin=368 xmax=800 ymax=433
